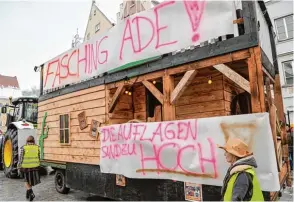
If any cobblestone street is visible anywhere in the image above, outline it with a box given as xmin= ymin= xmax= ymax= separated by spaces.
xmin=0 ymin=172 xmax=104 ymax=201
xmin=0 ymin=170 xmax=293 ymax=201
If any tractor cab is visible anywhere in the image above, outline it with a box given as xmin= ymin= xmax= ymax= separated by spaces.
xmin=0 ymin=96 xmax=39 ymax=177
xmin=1 ymin=96 xmax=38 ymax=126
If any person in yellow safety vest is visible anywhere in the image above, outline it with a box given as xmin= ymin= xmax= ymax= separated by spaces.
xmin=218 ymin=137 xmax=264 ymax=201
xmin=18 ymin=136 xmax=41 ymax=201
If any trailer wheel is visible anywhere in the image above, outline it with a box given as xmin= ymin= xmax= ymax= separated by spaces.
xmin=2 ymin=128 xmax=19 ymax=178
xmin=55 ymin=170 xmax=70 ymax=194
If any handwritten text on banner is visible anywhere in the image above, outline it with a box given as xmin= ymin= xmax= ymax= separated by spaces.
xmin=43 ymin=0 xmax=234 ymax=91
xmin=100 ymin=113 xmax=279 ymax=192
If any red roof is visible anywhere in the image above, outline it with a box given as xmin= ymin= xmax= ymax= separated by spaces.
xmin=0 ymin=74 xmax=20 ymax=88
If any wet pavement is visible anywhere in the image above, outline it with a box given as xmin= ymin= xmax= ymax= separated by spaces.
xmin=0 ymin=169 xmax=293 ymax=201
xmin=0 ymin=171 xmax=105 ymax=201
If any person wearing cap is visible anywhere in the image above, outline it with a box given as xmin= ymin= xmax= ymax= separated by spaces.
xmin=218 ymin=137 xmax=264 ymax=201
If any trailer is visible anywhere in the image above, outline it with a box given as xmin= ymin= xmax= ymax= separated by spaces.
xmin=36 ymin=1 xmax=291 ymax=200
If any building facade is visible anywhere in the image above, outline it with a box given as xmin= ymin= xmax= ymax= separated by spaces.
xmin=265 ymin=0 xmax=293 ymax=126
xmin=83 ymin=1 xmax=114 ymax=42
xmin=116 ymin=0 xmax=159 ymax=22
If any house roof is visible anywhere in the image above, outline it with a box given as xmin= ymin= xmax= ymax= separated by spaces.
xmin=83 ymin=1 xmax=115 ymax=40
xmin=0 ymin=74 xmax=20 ymax=89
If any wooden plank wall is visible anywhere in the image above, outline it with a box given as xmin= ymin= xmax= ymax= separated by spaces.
xmin=37 ymin=85 xmax=106 ymax=165
xmin=133 ymin=84 xmax=147 ymax=121
xmin=108 ymin=87 xmax=133 ymax=124
xmin=174 ymin=69 xmax=242 ymax=120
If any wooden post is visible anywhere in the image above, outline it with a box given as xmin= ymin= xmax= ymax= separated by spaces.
xmin=253 ymin=47 xmax=266 ymax=112
xmin=274 ymin=74 xmax=291 ymax=185
xmin=265 ymin=78 xmax=273 ymax=106
xmin=247 ymin=48 xmax=262 ymax=113
xmin=163 ymin=74 xmax=175 ymax=121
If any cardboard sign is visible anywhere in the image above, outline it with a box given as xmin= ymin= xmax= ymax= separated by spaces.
xmin=78 ymin=111 xmax=87 ymax=130
xmin=100 ymin=113 xmax=279 ymax=191
xmin=42 ymin=0 xmax=234 ymax=91
xmin=90 ymin=120 xmax=101 ymax=139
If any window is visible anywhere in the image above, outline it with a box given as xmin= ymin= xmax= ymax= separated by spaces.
xmin=94 ymin=10 xmax=96 ymax=16
xmin=275 ymin=15 xmax=293 ymax=41
xmin=95 ymin=23 xmax=100 ymax=33
xmin=87 ymin=33 xmax=90 ymax=40
xmin=59 ymin=114 xmax=70 ymax=144
xmin=283 ymin=60 xmax=294 ymax=85
xmin=24 ymin=102 xmax=38 ymax=124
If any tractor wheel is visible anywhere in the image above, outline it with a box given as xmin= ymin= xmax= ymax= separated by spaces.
xmin=55 ymin=169 xmax=70 ymax=194
xmin=2 ymin=128 xmax=19 ymax=178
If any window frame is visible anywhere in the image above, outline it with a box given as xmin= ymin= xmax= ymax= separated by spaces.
xmin=59 ymin=114 xmax=70 ymax=145
xmin=95 ymin=23 xmax=100 ymax=33
xmin=274 ymin=14 xmax=293 ymax=42
xmin=282 ymin=60 xmax=294 ymax=86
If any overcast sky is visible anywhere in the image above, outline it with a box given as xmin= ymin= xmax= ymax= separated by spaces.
xmin=0 ymin=0 xmax=122 ymax=91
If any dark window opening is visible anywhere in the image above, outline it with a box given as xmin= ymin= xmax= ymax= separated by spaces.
xmin=146 ymin=80 xmax=163 ymax=118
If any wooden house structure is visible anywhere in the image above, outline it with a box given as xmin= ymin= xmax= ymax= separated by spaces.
xmin=36 ymin=1 xmax=290 ymax=201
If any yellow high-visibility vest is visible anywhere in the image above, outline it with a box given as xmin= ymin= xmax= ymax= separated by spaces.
xmin=21 ymin=145 xmax=40 ymax=168
xmin=223 ymin=168 xmax=264 ymax=201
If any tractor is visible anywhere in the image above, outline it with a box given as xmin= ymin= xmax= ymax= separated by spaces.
xmin=0 ymin=96 xmax=38 ymax=178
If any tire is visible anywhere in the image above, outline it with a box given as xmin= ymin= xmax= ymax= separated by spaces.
xmin=55 ymin=169 xmax=70 ymax=194
xmin=2 ymin=128 xmax=19 ymax=178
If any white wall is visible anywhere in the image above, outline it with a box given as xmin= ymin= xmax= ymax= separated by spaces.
xmin=0 ymin=87 xmax=22 ymax=99
xmin=265 ymin=0 xmax=293 ymax=124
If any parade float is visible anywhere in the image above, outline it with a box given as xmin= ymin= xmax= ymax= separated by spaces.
xmin=35 ymin=0 xmax=290 ymax=200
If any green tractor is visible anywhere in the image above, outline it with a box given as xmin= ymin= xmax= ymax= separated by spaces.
xmin=0 ymin=96 xmax=38 ymax=178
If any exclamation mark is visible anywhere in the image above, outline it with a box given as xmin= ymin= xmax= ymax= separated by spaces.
xmin=183 ymin=0 xmax=206 ymax=42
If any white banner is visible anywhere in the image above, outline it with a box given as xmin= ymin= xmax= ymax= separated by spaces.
xmin=43 ymin=0 xmax=234 ymax=91
xmin=100 ymin=113 xmax=280 ymax=192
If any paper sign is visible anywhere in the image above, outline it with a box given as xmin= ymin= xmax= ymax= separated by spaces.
xmin=184 ymin=182 xmax=202 ymax=202
xmin=42 ymin=0 xmax=234 ymax=91
xmin=116 ymin=174 xmax=126 ymax=187
xmin=100 ymin=113 xmax=279 ymax=191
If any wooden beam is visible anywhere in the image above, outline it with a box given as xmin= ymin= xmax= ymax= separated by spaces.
xmin=262 ymin=66 xmax=275 ymax=83
xmin=213 ymin=64 xmax=250 ymax=93
xmin=142 ymin=80 xmax=163 ymax=104
xmin=233 ymin=18 xmax=244 ymax=24
xmin=108 ymin=85 xmax=125 ymax=113
xmin=269 ymin=104 xmax=280 ymax=171
xmin=274 ymin=74 xmax=291 ymax=186
xmin=247 ymin=49 xmax=261 ymax=113
xmin=253 ymin=47 xmax=266 ymax=112
xmin=163 ymin=74 xmax=175 ymax=121
xmin=265 ymin=77 xmax=273 ymax=106
xmin=170 ymin=70 xmax=198 ymax=104
xmin=107 ymin=49 xmax=250 ymax=89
